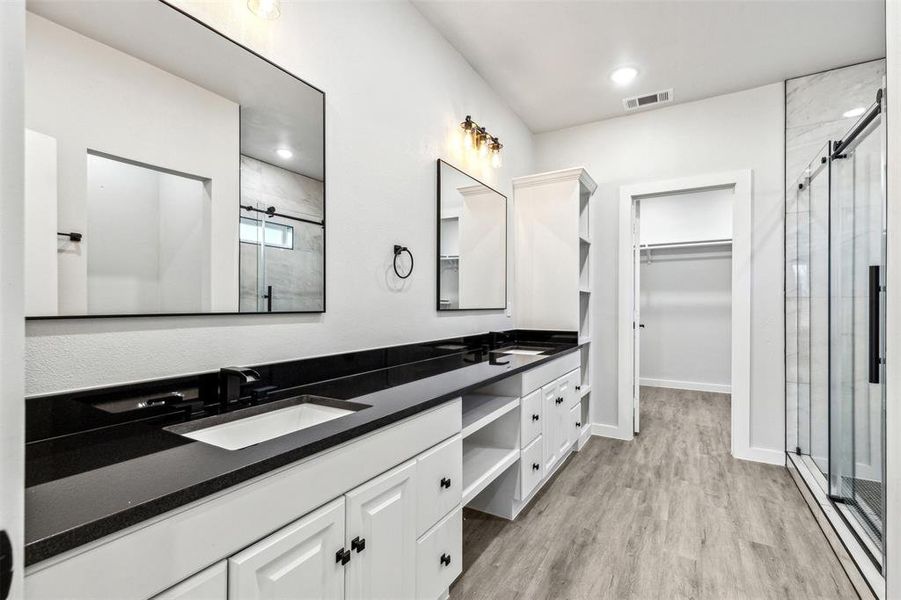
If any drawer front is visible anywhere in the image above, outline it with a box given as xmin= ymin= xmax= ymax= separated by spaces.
xmin=520 ymin=351 xmax=581 ymax=395
xmin=520 ymin=389 xmax=542 ymax=447
xmin=563 ymin=368 xmax=581 ymax=408
xmin=416 ymin=434 xmax=462 ymax=537
xmin=416 ymin=508 xmax=463 ymax=600
xmin=519 ymin=435 xmax=544 ymax=500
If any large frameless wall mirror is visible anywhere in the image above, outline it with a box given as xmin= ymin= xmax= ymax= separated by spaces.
xmin=23 ymin=1 xmax=325 ymax=317
xmin=436 ymin=160 xmax=506 ymax=311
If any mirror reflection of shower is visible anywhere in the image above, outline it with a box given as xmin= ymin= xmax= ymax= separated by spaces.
xmin=238 ymin=155 xmax=324 ymax=312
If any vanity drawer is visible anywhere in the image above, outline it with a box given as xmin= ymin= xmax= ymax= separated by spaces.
xmin=416 ymin=508 xmax=462 ymax=600
xmin=520 ymin=389 xmax=542 ymax=447
xmin=519 ymin=435 xmax=544 ymax=500
xmin=416 ymin=434 xmax=462 ymax=536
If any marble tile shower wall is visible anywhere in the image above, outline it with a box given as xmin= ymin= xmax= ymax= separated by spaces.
xmin=784 ymin=59 xmax=885 ymax=453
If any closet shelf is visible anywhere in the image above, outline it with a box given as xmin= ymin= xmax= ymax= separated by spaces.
xmin=639 ymin=239 xmax=731 ymax=252
xmin=461 ymin=444 xmax=520 ymax=505
xmin=461 ymin=394 xmax=520 ymax=439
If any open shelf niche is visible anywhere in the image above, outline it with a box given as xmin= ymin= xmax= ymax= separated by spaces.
xmin=460 ymin=393 xmax=521 ymax=505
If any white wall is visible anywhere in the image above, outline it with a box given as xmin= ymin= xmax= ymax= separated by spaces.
xmin=639 ymin=251 xmax=732 ymax=391
xmin=535 ymin=84 xmax=785 ymax=458
xmin=25 ymin=12 xmax=239 ymax=314
xmin=24 ymin=129 xmax=57 ymax=316
xmin=24 ymin=0 xmax=533 ymax=395
xmin=0 ymin=1 xmax=25 ymax=597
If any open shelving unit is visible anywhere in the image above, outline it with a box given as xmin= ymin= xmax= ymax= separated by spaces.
xmin=577 ymin=177 xmax=594 ymax=450
xmin=460 ymin=393 xmax=521 ymax=505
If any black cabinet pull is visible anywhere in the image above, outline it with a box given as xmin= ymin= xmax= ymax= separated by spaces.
xmin=336 ymin=548 xmax=351 ymax=565
xmin=556 ymin=396 xmax=563 ymax=404
xmin=532 ymin=462 xmax=540 ymax=471
xmin=440 ymin=553 xmax=452 ymax=567
xmin=440 ymin=477 xmax=452 ymax=489
xmin=869 ymin=265 xmax=882 ymax=384
xmin=575 ymin=385 xmax=581 ymax=391
xmin=576 ymin=421 xmax=582 ymax=428
xmin=532 ymin=414 xmax=539 ymax=421
xmin=351 ymin=536 xmax=366 ymax=553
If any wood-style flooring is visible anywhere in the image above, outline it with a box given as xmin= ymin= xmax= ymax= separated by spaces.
xmin=450 ymin=387 xmax=857 ymax=599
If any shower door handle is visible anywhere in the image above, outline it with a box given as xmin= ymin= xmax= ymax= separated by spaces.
xmin=263 ymin=285 xmax=273 ymax=313
xmin=869 ymin=265 xmax=881 ymax=384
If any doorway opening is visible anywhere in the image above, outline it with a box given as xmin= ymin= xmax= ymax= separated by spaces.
xmin=618 ymin=171 xmax=756 ymax=461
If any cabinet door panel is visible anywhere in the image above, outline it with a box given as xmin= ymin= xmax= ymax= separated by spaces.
xmin=564 ymin=368 xmax=581 ymax=408
xmin=569 ymin=403 xmax=581 ymax=447
xmin=346 ymin=460 xmax=417 ymax=600
xmin=228 ymin=497 xmax=345 ymax=600
xmin=416 ymin=509 xmax=462 ymax=600
xmin=416 ymin=434 xmax=462 ymax=537
xmin=153 ymin=561 xmax=226 ymax=600
xmin=541 ymin=382 xmax=560 ymax=471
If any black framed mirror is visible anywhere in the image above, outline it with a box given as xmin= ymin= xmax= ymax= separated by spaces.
xmin=436 ymin=160 xmax=507 ymax=311
xmin=24 ymin=1 xmax=325 ymax=317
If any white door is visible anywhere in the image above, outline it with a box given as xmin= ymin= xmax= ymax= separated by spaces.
xmin=228 ymin=497 xmax=345 ymax=600
xmin=541 ymin=382 xmax=561 ymax=471
xmin=0 ymin=3 xmax=25 ymax=598
xmin=345 ymin=460 xmax=417 ymax=600
xmin=632 ymin=201 xmax=641 ymax=434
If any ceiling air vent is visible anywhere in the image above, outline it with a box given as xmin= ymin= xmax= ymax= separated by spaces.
xmin=622 ymin=88 xmax=674 ymax=112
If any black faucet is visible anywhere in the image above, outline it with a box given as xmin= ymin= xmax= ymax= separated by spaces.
xmin=489 ymin=330 xmax=512 ymax=348
xmin=219 ymin=366 xmax=261 ymax=409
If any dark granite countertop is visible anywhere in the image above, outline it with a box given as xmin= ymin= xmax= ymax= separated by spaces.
xmin=25 ymin=331 xmax=579 ymax=566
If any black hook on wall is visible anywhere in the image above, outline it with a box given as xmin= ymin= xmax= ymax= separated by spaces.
xmin=393 ymin=245 xmax=414 ymax=279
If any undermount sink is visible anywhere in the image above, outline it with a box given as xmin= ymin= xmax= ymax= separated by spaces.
xmin=495 ymin=345 xmax=552 ymax=356
xmin=166 ymin=395 xmax=368 ymax=451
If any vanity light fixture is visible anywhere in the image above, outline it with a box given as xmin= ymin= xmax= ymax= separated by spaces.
xmin=843 ymin=106 xmax=866 ymax=118
xmin=247 ymin=0 xmax=281 ymax=20
xmin=459 ymin=115 xmax=503 ymax=168
xmin=610 ymin=66 xmax=638 ymax=86
xmin=276 ymin=147 xmax=294 ymax=159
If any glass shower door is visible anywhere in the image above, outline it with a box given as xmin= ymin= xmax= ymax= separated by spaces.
xmin=828 ymin=99 xmax=886 ymax=558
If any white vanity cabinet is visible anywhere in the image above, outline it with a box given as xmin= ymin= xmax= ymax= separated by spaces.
xmin=228 ymin=497 xmax=346 ymax=600
xmin=153 ymin=562 xmax=227 ymax=600
xmin=542 ymin=368 xmax=580 ymax=472
xmin=345 ymin=461 xmax=418 ymax=600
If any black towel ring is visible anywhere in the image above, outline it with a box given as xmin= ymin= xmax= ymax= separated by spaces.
xmin=393 ymin=245 xmax=414 ymax=279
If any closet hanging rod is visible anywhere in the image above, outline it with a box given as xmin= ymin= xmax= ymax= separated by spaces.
xmin=639 ymin=239 xmax=732 ymax=252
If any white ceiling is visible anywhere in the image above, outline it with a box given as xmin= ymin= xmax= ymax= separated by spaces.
xmin=413 ymin=0 xmax=886 ymax=133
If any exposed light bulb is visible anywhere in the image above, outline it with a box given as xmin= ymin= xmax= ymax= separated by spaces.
xmin=463 ymin=129 xmax=474 ymax=149
xmin=276 ymin=147 xmax=293 ymax=159
xmin=491 ymin=150 xmax=502 ymax=169
xmin=610 ymin=66 xmax=638 ymax=86
xmin=843 ymin=106 xmax=866 ymax=119
xmin=479 ymin=138 xmax=489 ymax=157
xmin=248 ymin=0 xmax=280 ymax=20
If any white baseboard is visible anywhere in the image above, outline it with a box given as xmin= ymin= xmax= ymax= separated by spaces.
xmin=590 ymin=422 xmax=633 ymax=441
xmin=639 ymin=377 xmax=732 ymax=394
xmin=733 ymin=445 xmax=785 ymax=466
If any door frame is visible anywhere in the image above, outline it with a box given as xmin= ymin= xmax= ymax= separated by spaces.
xmin=617 ymin=170 xmax=752 ymax=460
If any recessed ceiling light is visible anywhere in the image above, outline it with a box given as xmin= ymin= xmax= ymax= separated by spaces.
xmin=610 ymin=67 xmax=638 ymax=86
xmin=843 ymin=106 xmax=866 ymax=119
xmin=276 ymin=148 xmax=293 ymax=159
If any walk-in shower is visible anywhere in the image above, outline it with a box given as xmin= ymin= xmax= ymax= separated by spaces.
xmin=787 ymin=88 xmax=886 ymax=583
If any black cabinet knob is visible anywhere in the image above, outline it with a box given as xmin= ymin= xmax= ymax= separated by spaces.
xmin=440 ymin=477 xmax=452 ymax=489
xmin=532 ymin=414 xmax=539 ymax=421
xmin=556 ymin=396 xmax=564 ymax=404
xmin=576 ymin=421 xmax=582 ymax=428
xmin=351 ymin=536 xmax=366 ymax=553
xmin=440 ymin=553 xmax=452 ymax=567
xmin=575 ymin=385 xmax=581 ymax=391
xmin=336 ymin=548 xmax=351 ymax=565
xmin=532 ymin=462 xmax=540 ymax=471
